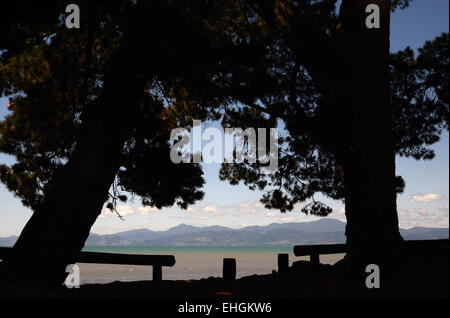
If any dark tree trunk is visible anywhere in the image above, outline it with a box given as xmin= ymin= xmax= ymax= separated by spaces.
xmin=339 ymin=0 xmax=403 ymax=275
xmin=251 ymin=0 xmax=403 ymax=271
xmin=0 ymin=0 xmax=193 ymax=285
xmin=0 ymin=28 xmax=150 ymax=285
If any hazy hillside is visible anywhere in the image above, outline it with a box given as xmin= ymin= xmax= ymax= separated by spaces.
xmin=0 ymin=236 xmax=18 ymax=246
xmin=1 ymin=219 xmax=448 ymax=247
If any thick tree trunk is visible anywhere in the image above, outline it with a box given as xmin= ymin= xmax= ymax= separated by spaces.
xmin=0 ymin=30 xmax=149 ymax=285
xmin=339 ymin=0 xmax=402 ymax=275
xmin=252 ymin=0 xmax=403 ymax=272
xmin=0 ymin=0 xmax=196 ymax=285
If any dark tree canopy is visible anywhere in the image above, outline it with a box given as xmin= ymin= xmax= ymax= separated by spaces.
xmin=0 ymin=0 xmax=282 ymax=214
xmin=0 ymin=0 xmax=218 ymax=212
xmin=391 ymin=33 xmax=449 ymax=160
xmin=219 ymin=29 xmax=448 ymax=215
xmin=0 ymin=0 xmax=447 ymax=218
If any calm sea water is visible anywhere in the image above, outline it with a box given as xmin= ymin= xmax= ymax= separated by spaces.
xmin=79 ymin=246 xmax=345 ymax=285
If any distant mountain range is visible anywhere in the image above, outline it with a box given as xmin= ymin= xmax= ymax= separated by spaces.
xmin=1 ymin=219 xmax=448 ymax=247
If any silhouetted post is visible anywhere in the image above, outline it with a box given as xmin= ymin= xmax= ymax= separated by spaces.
xmin=153 ymin=265 xmax=162 ymax=282
xmin=223 ymin=258 xmax=236 ymax=281
xmin=278 ymin=253 xmax=289 ymax=275
xmin=310 ymin=253 xmax=319 ymax=265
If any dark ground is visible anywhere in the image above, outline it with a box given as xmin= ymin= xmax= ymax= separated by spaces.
xmin=0 ymin=249 xmax=448 ymax=299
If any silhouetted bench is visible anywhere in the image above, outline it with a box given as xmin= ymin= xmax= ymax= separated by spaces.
xmin=0 ymin=247 xmax=175 ymax=282
xmin=293 ymin=239 xmax=449 ymax=265
xmin=294 ymin=243 xmax=346 ymax=264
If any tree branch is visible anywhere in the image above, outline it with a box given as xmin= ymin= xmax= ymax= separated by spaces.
xmin=240 ymin=99 xmax=275 ymax=116
xmin=250 ymin=0 xmax=350 ymax=100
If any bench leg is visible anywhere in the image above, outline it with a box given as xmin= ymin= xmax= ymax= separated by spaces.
xmin=153 ymin=265 xmax=162 ymax=282
xmin=223 ymin=258 xmax=236 ymax=281
xmin=278 ymin=253 xmax=289 ymax=275
xmin=310 ymin=253 xmax=319 ymax=265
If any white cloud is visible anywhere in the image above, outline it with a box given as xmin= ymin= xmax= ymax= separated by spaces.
xmin=233 ymin=200 xmax=264 ymax=215
xmin=100 ymin=205 xmax=130 ymax=219
xmin=398 ymin=207 xmax=428 ymax=215
xmin=399 ymin=213 xmax=449 ymax=229
xmin=409 ymin=193 xmax=444 ymax=203
xmin=439 ymin=205 xmax=449 ymax=212
xmin=138 ymin=206 xmax=157 ymax=215
xmin=99 ymin=205 xmax=154 ymax=218
xmin=183 ymin=200 xmax=339 ymax=221
xmin=417 ymin=209 xmax=428 ymax=216
xmin=115 ymin=205 xmax=134 ymax=216
xmin=280 ymin=217 xmax=295 ymax=223
xmin=203 ymin=206 xmax=219 ymax=213
xmin=187 ymin=203 xmax=228 ymax=216
xmin=398 ymin=206 xmax=449 ymax=229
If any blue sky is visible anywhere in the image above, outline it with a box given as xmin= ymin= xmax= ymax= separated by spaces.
xmin=0 ymin=1 xmax=449 ymax=236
